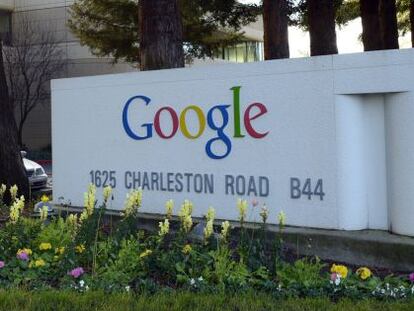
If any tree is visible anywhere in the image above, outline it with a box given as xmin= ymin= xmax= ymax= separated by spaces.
xmin=68 ymin=0 xmax=259 ymax=66
xmin=3 ymin=17 xmax=66 ymax=147
xmin=307 ymin=0 xmax=338 ymax=56
xmin=394 ymin=0 xmax=414 ymax=46
xmin=380 ymin=0 xmax=400 ymax=49
xmin=139 ymin=0 xmax=184 ymax=70
xmin=290 ymin=0 xmax=360 ymax=30
xmin=360 ymin=0 xmax=383 ymax=51
xmin=263 ymin=0 xmax=290 ymax=60
xmin=0 ymin=39 xmax=29 ymax=202
xmin=410 ymin=0 xmax=414 ymax=46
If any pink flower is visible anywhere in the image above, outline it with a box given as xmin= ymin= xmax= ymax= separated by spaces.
xmin=409 ymin=273 xmax=414 ymax=282
xmin=0 ymin=261 xmax=4 ymax=268
xmin=330 ymin=273 xmax=339 ymax=281
xmin=69 ymin=267 xmax=84 ymax=278
xmin=251 ymin=199 xmax=259 ymax=207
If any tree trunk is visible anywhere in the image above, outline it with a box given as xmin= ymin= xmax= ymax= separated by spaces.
xmin=263 ymin=0 xmax=290 ymax=60
xmin=307 ymin=0 xmax=338 ymax=56
xmin=360 ymin=0 xmax=382 ymax=51
xmin=139 ymin=0 xmax=185 ymax=71
xmin=379 ymin=0 xmax=399 ymax=49
xmin=0 ymin=40 xmax=29 ymax=203
xmin=410 ymin=0 xmax=414 ymax=47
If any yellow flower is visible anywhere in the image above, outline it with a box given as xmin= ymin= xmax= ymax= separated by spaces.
xmin=9 ymin=196 xmax=25 ymax=224
xmin=103 ymin=185 xmax=113 ymax=202
xmin=139 ymin=249 xmax=152 ymax=258
xmin=40 ymin=206 xmax=48 ymax=221
xmin=34 ymin=259 xmax=46 ymax=268
xmin=55 ymin=247 xmax=65 ymax=255
xmin=220 ymin=221 xmax=231 ymax=241
xmin=66 ymin=214 xmax=78 ymax=230
xmin=41 ymin=195 xmax=49 ymax=203
xmin=331 ymin=264 xmax=348 ymax=279
xmin=356 ymin=267 xmax=372 ymax=280
xmin=179 ymin=200 xmax=193 ymax=233
xmin=182 ymin=244 xmax=192 ymax=254
xmin=206 ymin=207 xmax=215 ymax=222
xmin=75 ymin=244 xmax=86 ymax=253
xmin=82 ymin=183 xmax=97 ymax=220
xmin=123 ymin=188 xmax=143 ymax=217
xmin=39 ymin=242 xmax=52 ymax=251
xmin=237 ymin=199 xmax=248 ymax=223
xmin=204 ymin=220 xmax=214 ymax=241
xmin=165 ymin=199 xmax=174 ymax=219
xmin=278 ymin=211 xmax=286 ymax=227
xmin=10 ymin=185 xmax=18 ymax=202
xmin=17 ymin=248 xmax=32 ymax=256
xmin=0 ymin=184 xmax=6 ymax=198
xmin=158 ymin=219 xmax=170 ymax=237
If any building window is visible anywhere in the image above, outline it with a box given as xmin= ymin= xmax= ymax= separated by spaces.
xmin=0 ymin=10 xmax=12 ymax=45
xmin=214 ymin=41 xmax=264 ymax=63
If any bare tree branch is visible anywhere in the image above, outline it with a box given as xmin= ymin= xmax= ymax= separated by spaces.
xmin=2 ymin=16 xmax=67 ymax=147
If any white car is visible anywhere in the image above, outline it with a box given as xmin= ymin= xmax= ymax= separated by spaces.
xmin=21 ymin=151 xmax=48 ymax=190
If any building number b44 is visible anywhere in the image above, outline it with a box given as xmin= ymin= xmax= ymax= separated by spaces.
xmin=290 ymin=178 xmax=325 ymax=201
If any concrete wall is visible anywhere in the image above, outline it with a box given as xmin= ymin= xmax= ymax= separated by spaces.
xmin=52 ymin=49 xmax=414 ymax=236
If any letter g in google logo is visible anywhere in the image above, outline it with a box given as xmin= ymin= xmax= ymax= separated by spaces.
xmin=122 ymin=86 xmax=269 ymax=160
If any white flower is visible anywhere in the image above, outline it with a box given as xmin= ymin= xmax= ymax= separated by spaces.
xmin=79 ymin=280 xmax=85 ymax=287
xmin=198 ymin=276 xmax=203 ymax=282
xmin=334 ymin=276 xmax=341 ymax=286
xmin=190 ymin=278 xmax=195 ymax=286
xmin=125 ymin=285 xmax=130 ymax=292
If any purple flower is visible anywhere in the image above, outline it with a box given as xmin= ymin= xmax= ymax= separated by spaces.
xmin=17 ymin=252 xmax=29 ymax=261
xmin=0 ymin=261 xmax=4 ymax=268
xmin=69 ymin=267 xmax=84 ymax=278
xmin=409 ymin=273 xmax=414 ymax=283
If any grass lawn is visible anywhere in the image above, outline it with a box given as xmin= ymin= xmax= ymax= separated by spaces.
xmin=0 ymin=291 xmax=414 ymax=311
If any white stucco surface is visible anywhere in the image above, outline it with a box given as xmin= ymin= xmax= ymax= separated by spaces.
xmin=52 ymin=49 xmax=414 ymax=236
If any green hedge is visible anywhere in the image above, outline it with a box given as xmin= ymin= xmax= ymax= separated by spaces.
xmin=0 ymin=291 xmax=413 ymax=311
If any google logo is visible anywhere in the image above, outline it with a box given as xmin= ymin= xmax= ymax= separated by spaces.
xmin=122 ymin=86 xmax=269 ymax=159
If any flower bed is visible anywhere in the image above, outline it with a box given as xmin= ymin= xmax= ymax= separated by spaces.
xmin=0 ymin=184 xmax=413 ymax=300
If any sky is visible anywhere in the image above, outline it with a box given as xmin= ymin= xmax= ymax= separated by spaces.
xmin=238 ymin=0 xmax=411 ymax=58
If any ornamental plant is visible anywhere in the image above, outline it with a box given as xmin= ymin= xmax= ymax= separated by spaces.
xmin=0 ymin=184 xmax=411 ymax=300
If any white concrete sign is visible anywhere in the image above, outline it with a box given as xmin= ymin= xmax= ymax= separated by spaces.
xmin=52 ymin=49 xmax=414 ymax=236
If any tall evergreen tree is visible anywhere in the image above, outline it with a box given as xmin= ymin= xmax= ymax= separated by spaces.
xmin=0 ymin=39 xmax=29 ymax=203
xmin=68 ymin=0 xmax=259 ymax=66
xmin=380 ymin=0 xmax=400 ymax=49
xmin=360 ymin=0 xmax=383 ymax=51
xmin=139 ymin=0 xmax=184 ymax=70
xmin=410 ymin=0 xmax=414 ymax=46
xmin=263 ymin=0 xmax=290 ymax=60
xmin=307 ymin=0 xmax=338 ymax=56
